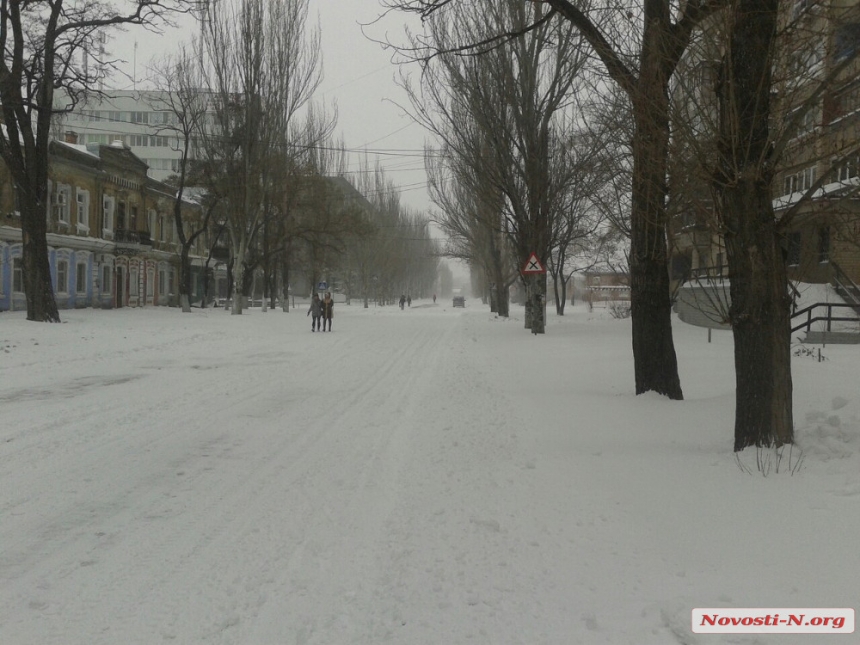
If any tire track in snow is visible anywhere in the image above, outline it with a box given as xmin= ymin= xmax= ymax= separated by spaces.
xmin=0 ymin=310 xmax=460 ymax=644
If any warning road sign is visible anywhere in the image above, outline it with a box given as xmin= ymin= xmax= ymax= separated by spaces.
xmin=522 ymin=253 xmax=546 ymax=274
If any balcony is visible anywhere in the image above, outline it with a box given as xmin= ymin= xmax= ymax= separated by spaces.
xmin=115 ymin=229 xmax=141 ymax=244
xmin=210 ymin=245 xmax=230 ymax=262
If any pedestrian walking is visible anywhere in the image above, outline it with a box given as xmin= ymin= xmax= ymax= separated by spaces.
xmin=307 ymin=293 xmax=322 ymax=331
xmin=433 ymin=293 xmax=436 ymax=304
xmin=407 ymin=295 xmax=412 ymax=307
xmin=321 ymin=292 xmax=334 ymax=331
xmin=399 ymin=294 xmax=406 ymax=310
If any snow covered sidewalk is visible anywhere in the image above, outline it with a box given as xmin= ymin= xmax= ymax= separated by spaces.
xmin=0 ymin=303 xmax=858 ymax=644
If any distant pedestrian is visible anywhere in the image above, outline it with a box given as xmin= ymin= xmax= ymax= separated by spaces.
xmin=407 ymin=295 xmax=412 ymax=307
xmin=321 ymin=292 xmax=334 ymax=331
xmin=307 ymin=293 xmax=322 ymax=331
xmin=399 ymin=294 xmax=406 ymax=310
xmin=433 ymin=294 xmax=436 ymax=304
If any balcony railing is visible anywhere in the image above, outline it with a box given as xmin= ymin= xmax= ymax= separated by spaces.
xmin=114 ymin=229 xmax=153 ymax=246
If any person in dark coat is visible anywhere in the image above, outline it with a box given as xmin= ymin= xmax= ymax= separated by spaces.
xmin=307 ymin=293 xmax=322 ymax=331
xmin=321 ymin=292 xmax=334 ymax=331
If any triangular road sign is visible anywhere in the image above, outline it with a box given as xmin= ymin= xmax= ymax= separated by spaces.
xmin=522 ymin=253 xmax=546 ymax=274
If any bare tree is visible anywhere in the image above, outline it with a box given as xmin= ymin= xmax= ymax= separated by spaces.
xmin=426 ymin=138 xmax=517 ymax=317
xmin=345 ymin=161 xmax=438 ymax=306
xmin=0 ymin=0 xmax=196 ymax=322
xmin=198 ymin=0 xmax=321 ymax=314
xmin=384 ymin=0 xmax=733 ymax=396
xmin=149 ymin=44 xmax=216 ymax=312
xmin=400 ymin=0 xmax=592 ymax=332
xmin=664 ymin=1 xmax=860 ymax=450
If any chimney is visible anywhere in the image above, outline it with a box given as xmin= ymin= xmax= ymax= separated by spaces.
xmin=64 ymin=131 xmax=79 ymax=144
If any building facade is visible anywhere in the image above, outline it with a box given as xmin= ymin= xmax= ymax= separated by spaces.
xmin=670 ymin=0 xmax=860 ymax=296
xmin=0 ymin=137 xmax=210 ymax=312
xmin=53 ymin=90 xmax=206 ymax=182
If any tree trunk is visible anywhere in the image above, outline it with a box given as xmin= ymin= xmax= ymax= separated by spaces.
xmin=718 ymin=0 xmax=792 ymax=450
xmin=180 ymin=246 xmax=192 ymax=313
xmin=231 ymin=248 xmax=246 ymax=315
xmin=20 ymin=198 xmax=61 ymax=322
xmin=530 ymin=274 xmax=546 ymax=334
xmin=523 ymin=278 xmax=533 ymax=329
xmin=281 ymin=260 xmax=290 ymax=312
xmin=628 ymin=63 xmax=683 ymax=399
xmin=558 ymin=276 xmax=567 ymax=315
xmin=724 ymin=186 xmax=793 ymax=450
xmin=488 ymin=233 xmax=509 ymax=317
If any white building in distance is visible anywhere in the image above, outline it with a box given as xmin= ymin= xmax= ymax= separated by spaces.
xmin=54 ymin=90 xmax=201 ymax=182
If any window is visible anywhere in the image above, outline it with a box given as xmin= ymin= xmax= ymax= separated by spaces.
xmin=76 ymin=189 xmax=90 ymax=231
xmin=147 ymin=210 xmax=157 ymax=236
xmin=792 ymin=0 xmax=818 ymax=18
xmin=56 ymin=260 xmax=69 ymax=293
xmin=799 ymin=166 xmax=816 ymax=191
xmin=149 ymin=135 xmax=170 ymax=147
xmin=833 ymin=155 xmax=859 ymax=183
xmin=818 ymin=226 xmax=830 ymax=263
xmin=129 ymin=267 xmax=139 ymax=297
xmin=132 ymin=111 xmax=150 ymax=124
xmin=76 ymin=262 xmax=87 ymax=294
xmin=783 ymin=167 xmax=816 ymax=195
xmin=53 ymin=184 xmax=71 ymax=224
xmin=152 ymin=111 xmax=175 ymax=125
xmin=159 ymin=268 xmax=167 ymax=295
xmin=116 ymin=201 xmax=126 ymax=230
xmin=787 ymin=231 xmax=802 ymax=266
xmin=103 ymin=196 xmax=115 ymax=238
xmin=101 ymin=265 xmax=112 ymax=295
xmin=788 ymin=105 xmax=819 ymax=139
xmin=838 ymin=84 xmax=860 ymax=116
xmin=13 ymin=257 xmax=23 ymax=293
xmin=834 ymin=23 xmax=860 ymax=61
xmin=126 ymin=134 xmax=148 ymax=147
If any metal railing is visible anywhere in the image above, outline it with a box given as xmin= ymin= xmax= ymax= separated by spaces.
xmin=791 ymin=302 xmax=860 ymax=334
xmin=831 ymin=260 xmax=860 ymax=311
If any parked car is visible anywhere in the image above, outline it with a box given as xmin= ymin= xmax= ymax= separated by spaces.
xmin=453 ymin=296 xmax=465 ymax=307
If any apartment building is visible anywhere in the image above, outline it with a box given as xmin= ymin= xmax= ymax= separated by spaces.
xmin=670 ymin=0 xmax=860 ymax=293
xmin=54 ymin=90 xmax=204 ymax=182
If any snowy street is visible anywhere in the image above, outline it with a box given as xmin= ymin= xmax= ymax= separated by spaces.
xmin=1 ymin=302 xmax=858 ymax=644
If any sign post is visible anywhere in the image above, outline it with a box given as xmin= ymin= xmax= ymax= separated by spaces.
xmin=521 ymin=253 xmax=547 ymax=335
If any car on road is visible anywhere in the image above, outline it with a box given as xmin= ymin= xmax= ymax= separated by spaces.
xmin=453 ymin=296 xmax=465 ymax=307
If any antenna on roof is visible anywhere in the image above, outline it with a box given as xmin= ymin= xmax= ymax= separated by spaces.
xmin=98 ymin=32 xmax=106 ymax=92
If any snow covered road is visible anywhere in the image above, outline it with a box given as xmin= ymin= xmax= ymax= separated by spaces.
xmin=1 ymin=302 xmax=858 ymax=644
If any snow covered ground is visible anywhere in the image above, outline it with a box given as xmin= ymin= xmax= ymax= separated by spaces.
xmin=1 ymin=301 xmax=857 ymax=645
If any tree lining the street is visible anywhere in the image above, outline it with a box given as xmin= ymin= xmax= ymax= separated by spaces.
xmin=1 ymin=0 xmax=199 ymax=322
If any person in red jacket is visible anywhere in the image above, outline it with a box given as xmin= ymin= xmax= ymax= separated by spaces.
xmin=321 ymin=292 xmax=334 ymax=331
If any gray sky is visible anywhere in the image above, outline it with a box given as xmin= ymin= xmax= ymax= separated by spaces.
xmin=109 ymin=0 xmax=433 ymax=213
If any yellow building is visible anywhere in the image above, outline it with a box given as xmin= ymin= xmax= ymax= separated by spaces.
xmin=0 ymin=135 xmax=209 ymax=311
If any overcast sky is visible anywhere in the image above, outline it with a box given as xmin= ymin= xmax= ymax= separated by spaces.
xmin=109 ymin=0 xmax=433 ymax=214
